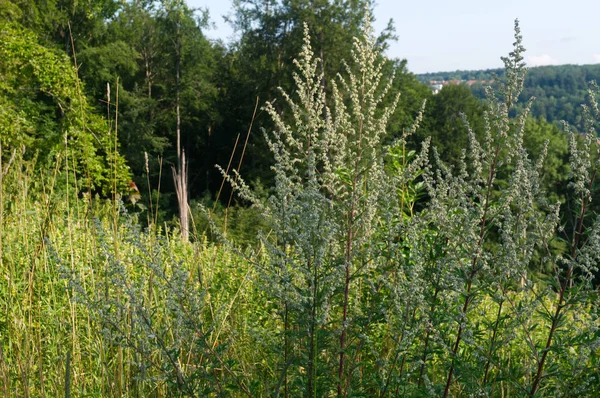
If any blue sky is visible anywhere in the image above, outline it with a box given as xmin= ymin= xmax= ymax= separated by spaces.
xmin=189 ymin=0 xmax=600 ymax=74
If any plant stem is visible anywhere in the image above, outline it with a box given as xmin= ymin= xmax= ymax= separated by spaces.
xmin=530 ymin=166 xmax=596 ymax=396
xmin=338 ymin=196 xmax=354 ymax=397
xmin=483 ymin=299 xmax=504 ymax=386
xmin=308 ymin=257 xmax=318 ymax=398
xmin=443 ymin=145 xmax=501 ymax=397
xmin=65 ymin=350 xmax=71 ymax=398
xmin=529 ymin=282 xmax=567 ymax=396
xmin=284 ymin=303 xmax=289 ymax=398
xmin=418 ymin=273 xmax=442 ymax=388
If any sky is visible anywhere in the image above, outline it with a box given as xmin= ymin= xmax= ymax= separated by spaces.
xmin=188 ymin=0 xmax=600 ymax=74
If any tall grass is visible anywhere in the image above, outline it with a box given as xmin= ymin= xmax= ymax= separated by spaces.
xmin=0 ymin=148 xmax=261 ymax=396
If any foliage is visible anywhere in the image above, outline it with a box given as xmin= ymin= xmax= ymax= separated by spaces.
xmin=0 ymin=150 xmax=258 ymax=396
xmin=416 ymin=83 xmax=486 ymax=167
xmin=5 ymin=0 xmax=119 ymax=52
xmin=191 ymin=192 xmax=268 ymax=247
xmin=418 ymin=64 xmax=600 ymax=129
xmin=2 ymin=5 xmax=600 ymax=398
xmin=0 ymin=21 xmax=130 ymax=193
xmin=215 ymin=13 xmax=430 ymax=395
xmin=211 ymin=0 xmax=401 ymax=189
xmin=88 ymin=0 xmax=218 ymax=178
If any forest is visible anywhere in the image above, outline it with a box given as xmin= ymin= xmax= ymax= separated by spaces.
xmin=418 ymin=63 xmax=600 ymax=128
xmin=1 ymin=0 xmax=600 ymax=396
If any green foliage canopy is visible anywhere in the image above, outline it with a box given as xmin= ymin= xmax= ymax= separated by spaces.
xmin=0 ymin=21 xmax=130 ymax=192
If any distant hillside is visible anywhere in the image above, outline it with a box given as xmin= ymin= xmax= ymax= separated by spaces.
xmin=417 ymin=64 xmax=600 ymax=127
xmin=417 ymin=68 xmax=503 ymax=82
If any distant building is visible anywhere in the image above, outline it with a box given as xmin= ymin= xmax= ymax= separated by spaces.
xmin=431 ymin=83 xmax=444 ymax=94
xmin=427 ymin=79 xmax=494 ymax=94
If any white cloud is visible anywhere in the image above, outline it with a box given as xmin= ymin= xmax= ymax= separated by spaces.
xmin=527 ymin=54 xmax=559 ymax=67
xmin=593 ymin=54 xmax=600 ymax=63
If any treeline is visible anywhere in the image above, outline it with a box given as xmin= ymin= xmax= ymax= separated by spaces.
xmin=417 ymin=68 xmax=503 ymax=82
xmin=418 ymin=64 xmax=600 ymax=127
xmin=0 ymin=0 xmax=578 ymax=231
xmin=0 ymin=0 xmax=423 ymax=219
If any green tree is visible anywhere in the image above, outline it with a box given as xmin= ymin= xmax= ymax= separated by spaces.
xmin=417 ymin=83 xmax=486 ymax=167
xmin=383 ymin=59 xmax=432 ymax=142
xmin=6 ymin=0 xmax=119 ymax=53
xmin=213 ymin=0 xmax=397 ymax=190
xmin=522 ymin=117 xmax=569 ymax=203
xmin=0 ymin=21 xmax=130 ymax=192
xmin=71 ymin=0 xmax=219 ymax=223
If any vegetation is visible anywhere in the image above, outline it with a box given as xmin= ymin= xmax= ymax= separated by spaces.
xmin=418 ymin=64 xmax=600 ymax=128
xmin=1 ymin=0 xmax=600 ymax=396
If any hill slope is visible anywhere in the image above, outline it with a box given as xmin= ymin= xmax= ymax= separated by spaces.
xmin=417 ymin=64 xmax=600 ymax=127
